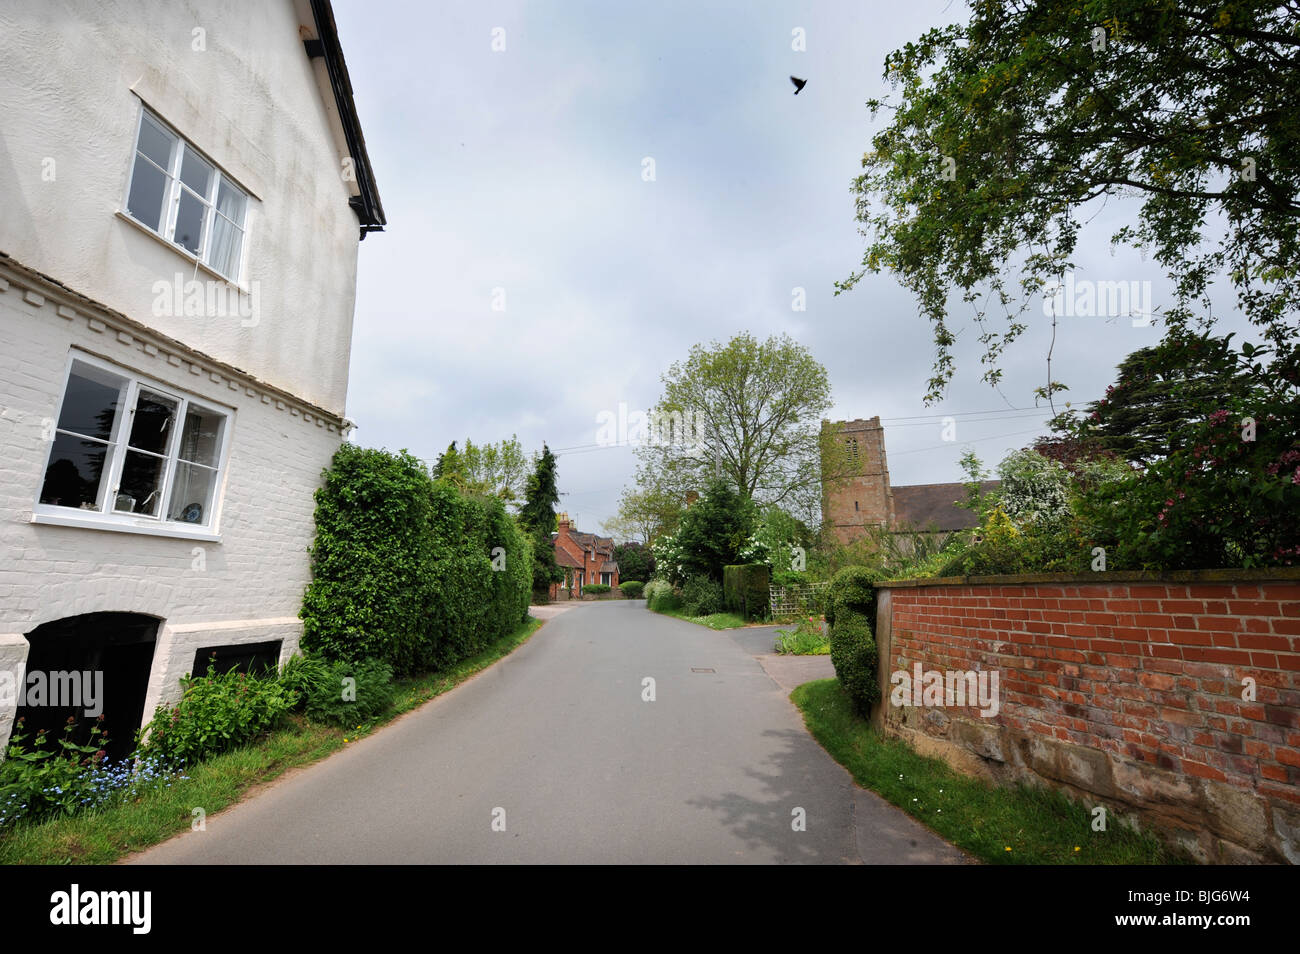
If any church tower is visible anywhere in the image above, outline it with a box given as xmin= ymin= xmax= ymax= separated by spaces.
xmin=821 ymin=417 xmax=893 ymax=544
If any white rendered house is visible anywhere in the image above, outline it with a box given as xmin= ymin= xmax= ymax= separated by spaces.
xmin=0 ymin=0 xmax=385 ymax=758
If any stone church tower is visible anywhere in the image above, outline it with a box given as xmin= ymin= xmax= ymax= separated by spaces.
xmin=821 ymin=417 xmax=894 ymax=545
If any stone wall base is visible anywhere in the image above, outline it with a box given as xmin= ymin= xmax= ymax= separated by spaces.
xmin=883 ymin=712 xmax=1298 ymax=865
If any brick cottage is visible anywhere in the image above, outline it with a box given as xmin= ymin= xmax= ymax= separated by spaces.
xmin=550 ymin=514 xmax=619 ymax=599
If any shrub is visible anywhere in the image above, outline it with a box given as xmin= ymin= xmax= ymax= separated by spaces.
xmin=826 ymin=566 xmax=880 ymax=716
xmin=1077 ymin=396 xmax=1300 ymax=570
xmin=644 ymin=579 xmax=680 ymax=612
xmin=667 ymin=478 xmax=757 ymax=582
xmin=139 ymin=663 xmax=295 ymax=766
xmin=300 ymin=658 xmax=395 ymax=727
xmin=773 ymin=618 xmax=829 ymax=655
xmin=996 ymin=448 xmax=1072 ymax=528
xmin=738 ymin=505 xmax=815 ymax=585
xmin=278 ymin=653 xmax=334 ymax=706
xmin=583 ymin=583 xmax=611 ymax=595
xmin=935 ymin=506 xmax=1089 ymax=577
xmin=620 ymin=580 xmax=645 ymax=599
xmin=680 ymin=576 xmax=724 ymax=616
xmin=0 ymin=718 xmax=109 ymax=826
xmin=613 ymin=543 xmax=655 ymax=585
xmin=301 ymin=444 xmax=533 ymax=676
xmin=722 ymin=563 xmax=770 ymax=620
xmin=0 ymin=719 xmax=183 ymax=830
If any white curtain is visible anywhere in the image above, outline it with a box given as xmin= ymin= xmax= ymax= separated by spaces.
xmin=208 ymin=183 xmax=246 ymax=278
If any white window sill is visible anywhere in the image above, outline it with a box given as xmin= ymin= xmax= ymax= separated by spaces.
xmin=31 ymin=511 xmax=221 ymax=543
xmin=114 ymin=210 xmax=247 ymax=292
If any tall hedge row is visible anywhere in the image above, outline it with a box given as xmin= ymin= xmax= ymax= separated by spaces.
xmin=300 ymin=444 xmax=533 ymax=675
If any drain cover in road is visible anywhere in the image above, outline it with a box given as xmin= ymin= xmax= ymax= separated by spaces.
xmin=691 ymin=668 xmax=716 ymax=673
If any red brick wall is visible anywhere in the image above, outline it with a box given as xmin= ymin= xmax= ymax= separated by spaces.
xmin=877 ymin=573 xmax=1300 ymax=862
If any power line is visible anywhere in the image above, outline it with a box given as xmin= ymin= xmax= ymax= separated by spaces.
xmin=887 ymin=426 xmax=1051 ymax=457
xmin=550 ymin=408 xmax=1050 ymax=455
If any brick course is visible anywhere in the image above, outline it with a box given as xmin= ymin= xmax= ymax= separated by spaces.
xmin=875 ymin=572 xmax=1300 ymax=863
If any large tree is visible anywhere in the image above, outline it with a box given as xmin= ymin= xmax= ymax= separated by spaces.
xmin=612 ymin=542 xmax=655 ymax=584
xmin=1078 ymin=332 xmax=1256 ymax=465
xmin=634 ymin=332 xmax=849 ymax=523
xmin=839 ymin=0 xmax=1300 ymax=404
xmin=433 ymin=436 xmax=529 ymax=509
xmin=520 ymin=444 xmax=564 ymax=597
xmin=669 ymin=477 xmax=757 ymax=582
xmin=602 ymin=484 xmax=683 ymax=545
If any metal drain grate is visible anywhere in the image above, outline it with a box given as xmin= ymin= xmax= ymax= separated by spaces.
xmin=690 ymin=668 xmax=716 ymax=673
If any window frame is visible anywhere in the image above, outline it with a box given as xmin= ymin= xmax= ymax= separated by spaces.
xmin=121 ymin=106 xmax=250 ymax=283
xmin=32 ymin=351 xmax=235 ymax=542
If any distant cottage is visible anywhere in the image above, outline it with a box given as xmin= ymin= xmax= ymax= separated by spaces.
xmin=550 ymin=514 xmax=619 ymax=599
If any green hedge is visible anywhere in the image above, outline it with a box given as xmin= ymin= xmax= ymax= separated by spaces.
xmin=620 ymin=580 xmax=645 ymax=599
xmin=300 ymin=444 xmax=533 ymax=675
xmin=723 ymin=564 xmax=770 ymax=620
xmin=826 ymin=566 xmax=880 ymax=716
xmin=583 ymin=583 xmax=611 ymax=595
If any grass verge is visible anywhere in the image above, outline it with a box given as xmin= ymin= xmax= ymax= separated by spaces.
xmin=0 ymin=616 xmax=544 ymax=865
xmin=649 ymin=607 xmax=751 ymax=629
xmin=792 ymin=678 xmax=1191 ymax=865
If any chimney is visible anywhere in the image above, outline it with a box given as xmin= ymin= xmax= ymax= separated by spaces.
xmin=557 ymin=512 xmax=570 ymax=532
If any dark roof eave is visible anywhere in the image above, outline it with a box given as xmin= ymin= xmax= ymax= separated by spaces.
xmin=309 ymin=0 xmax=386 ymax=238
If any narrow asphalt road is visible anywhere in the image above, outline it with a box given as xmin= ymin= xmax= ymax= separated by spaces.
xmin=129 ymin=602 xmax=968 ymax=864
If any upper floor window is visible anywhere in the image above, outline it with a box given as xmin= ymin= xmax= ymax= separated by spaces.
xmin=124 ymin=109 xmax=248 ymax=281
xmin=36 ymin=354 xmax=232 ymax=534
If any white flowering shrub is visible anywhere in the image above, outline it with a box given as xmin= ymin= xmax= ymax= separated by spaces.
xmin=995 ymin=449 xmax=1071 ymax=527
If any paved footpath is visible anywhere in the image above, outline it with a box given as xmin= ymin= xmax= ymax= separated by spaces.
xmin=128 ymin=602 xmax=970 ymax=864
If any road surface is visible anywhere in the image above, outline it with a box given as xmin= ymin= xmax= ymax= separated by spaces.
xmin=129 ymin=601 xmax=968 ymax=864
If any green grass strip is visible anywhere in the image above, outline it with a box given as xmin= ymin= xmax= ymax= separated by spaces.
xmin=0 ymin=616 xmax=543 ymax=865
xmin=647 ymin=606 xmax=755 ymax=629
xmin=791 ymin=678 xmax=1191 ymax=866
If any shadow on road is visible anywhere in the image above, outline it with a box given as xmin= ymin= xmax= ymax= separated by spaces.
xmin=686 ymin=726 xmax=851 ymax=863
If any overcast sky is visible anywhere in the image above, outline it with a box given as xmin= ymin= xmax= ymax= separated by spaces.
xmin=332 ymin=0 xmax=1251 ymax=534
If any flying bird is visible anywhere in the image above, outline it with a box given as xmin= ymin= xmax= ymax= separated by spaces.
xmin=790 ymin=75 xmax=807 ymax=94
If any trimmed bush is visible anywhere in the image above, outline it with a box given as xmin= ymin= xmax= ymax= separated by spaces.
xmin=826 ymin=566 xmax=880 ymax=716
xmin=723 ymin=563 xmax=770 ymax=620
xmin=583 ymin=583 xmax=612 ymax=595
xmin=620 ymin=580 xmax=645 ymax=599
xmin=681 ymin=576 xmax=724 ymax=616
xmin=300 ymin=444 xmax=533 ymax=676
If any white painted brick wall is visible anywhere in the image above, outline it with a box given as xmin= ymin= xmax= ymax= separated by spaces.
xmin=0 ymin=273 xmax=343 ymax=748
